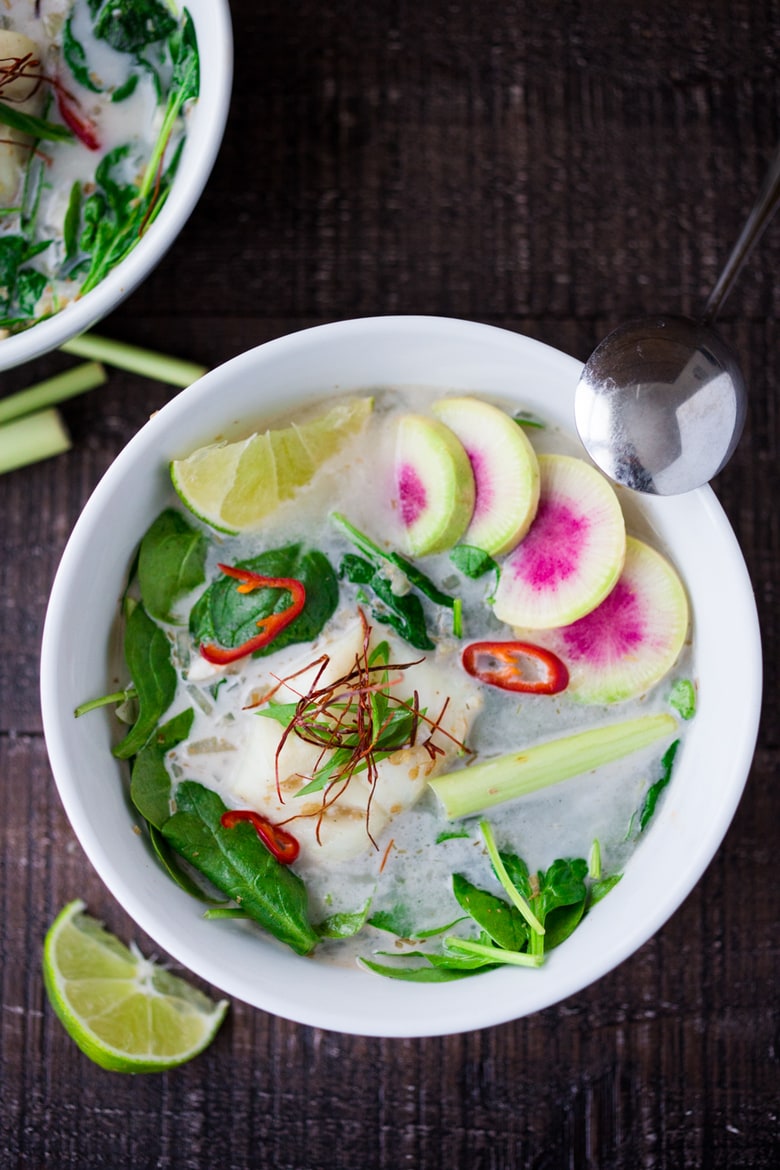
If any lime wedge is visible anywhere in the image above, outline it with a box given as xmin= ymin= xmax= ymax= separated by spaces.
xmin=43 ymin=900 xmax=228 ymax=1072
xmin=171 ymin=396 xmax=373 ymax=533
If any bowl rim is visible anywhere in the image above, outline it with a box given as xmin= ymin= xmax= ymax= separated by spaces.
xmin=0 ymin=0 xmax=234 ymax=372
xmin=40 ymin=314 xmax=763 ymax=1036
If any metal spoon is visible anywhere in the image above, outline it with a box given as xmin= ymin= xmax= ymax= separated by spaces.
xmin=574 ymin=143 xmax=780 ymax=494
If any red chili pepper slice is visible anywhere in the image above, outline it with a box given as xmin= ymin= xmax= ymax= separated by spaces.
xmin=56 ymin=93 xmax=101 ymax=150
xmin=200 ymin=565 xmax=306 ymax=665
xmin=220 ymin=809 xmax=300 ymax=864
xmin=462 ymin=640 xmax=569 ymax=695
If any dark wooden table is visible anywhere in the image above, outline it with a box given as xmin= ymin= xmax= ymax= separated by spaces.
xmin=1 ymin=2 xmax=778 ymax=1166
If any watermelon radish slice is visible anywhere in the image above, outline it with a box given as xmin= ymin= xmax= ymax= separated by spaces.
xmin=514 ymin=537 xmax=690 ymax=703
xmin=432 ymin=396 xmax=540 ymax=556
xmin=492 ymin=454 xmax=626 ymax=629
xmin=394 ymin=414 xmax=476 ymax=555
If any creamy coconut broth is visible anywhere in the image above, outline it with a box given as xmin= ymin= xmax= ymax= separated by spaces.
xmin=0 ymin=1 xmax=197 ymax=335
xmin=90 ymin=388 xmax=694 ymax=976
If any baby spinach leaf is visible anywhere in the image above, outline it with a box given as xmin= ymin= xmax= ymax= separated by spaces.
xmin=360 ymin=958 xmax=480 ymax=982
xmin=339 ymin=553 xmax=375 ymax=585
xmin=533 ymin=858 xmax=588 ymax=950
xmin=514 ymin=410 xmax=546 ymax=429
xmin=368 ymin=904 xmax=417 ymax=939
xmin=333 ymin=512 xmax=456 ymax=607
xmin=162 ymin=781 xmax=318 ymax=956
xmin=112 ymin=604 xmax=177 ymax=759
xmin=638 ymin=739 xmax=680 ymax=831
xmin=588 ymin=873 xmax=622 ymax=906
xmin=0 ymin=238 xmax=26 ymax=314
xmin=317 ymin=897 xmax=373 ymax=939
xmin=130 ymin=707 xmax=194 ymax=829
xmin=496 ymin=849 xmax=533 ymax=902
xmin=669 ymin=679 xmax=696 ymax=720
xmin=363 ymin=573 xmax=434 ymax=651
xmin=449 ymin=544 xmax=498 ymax=580
xmin=148 ymin=822 xmax=220 ymax=903
xmin=451 ymin=873 xmax=529 ymax=952
xmin=189 ymin=545 xmax=338 ymax=657
xmin=137 ymin=508 xmax=207 ymax=624
xmin=535 ymin=858 xmax=588 ymax=920
xmin=63 ymin=16 xmax=102 ymax=92
xmin=14 ymin=268 xmax=48 ymax=317
xmin=89 ymin=0 xmax=177 ymax=54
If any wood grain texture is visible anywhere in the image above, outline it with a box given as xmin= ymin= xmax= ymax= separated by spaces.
xmin=1 ymin=1 xmax=778 ymax=1167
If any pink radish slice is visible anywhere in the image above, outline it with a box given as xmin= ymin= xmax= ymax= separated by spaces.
xmin=393 ymin=414 xmax=476 ymax=555
xmin=432 ymin=396 xmax=540 ymax=556
xmin=514 ymin=537 xmax=690 ymax=703
xmin=492 ymin=454 xmax=626 ymax=629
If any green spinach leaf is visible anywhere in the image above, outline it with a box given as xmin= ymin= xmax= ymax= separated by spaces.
xmin=189 ymin=545 xmax=338 ymax=657
xmin=89 ymin=0 xmax=177 ymax=54
xmin=449 ymin=544 xmax=498 ymax=580
xmin=161 ymin=781 xmax=319 ymax=956
xmin=339 ymin=555 xmax=433 ymax=650
xmin=451 ymin=873 xmax=529 ymax=951
xmin=112 ymin=604 xmax=177 ymax=759
xmin=137 ymin=508 xmax=207 ymax=624
xmin=638 ymin=739 xmax=680 ymax=831
xmin=360 ymin=958 xmax=480 ymax=982
xmin=130 ymin=706 xmax=194 ymax=829
xmin=63 ymin=16 xmax=102 ymax=92
xmin=317 ymin=898 xmax=373 ymax=940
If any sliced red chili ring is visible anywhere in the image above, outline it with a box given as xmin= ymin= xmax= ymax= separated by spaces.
xmin=462 ymin=640 xmax=569 ymax=695
xmin=200 ymin=565 xmax=306 ymax=665
xmin=220 ymin=809 xmax=301 ymax=864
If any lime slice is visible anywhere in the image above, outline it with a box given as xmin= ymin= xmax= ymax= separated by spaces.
xmin=43 ymin=900 xmax=228 ymax=1072
xmin=171 ymin=396 xmax=373 ymax=533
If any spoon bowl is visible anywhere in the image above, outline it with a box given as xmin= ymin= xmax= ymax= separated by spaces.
xmin=575 ymin=142 xmax=780 ymax=494
xmin=574 ymin=315 xmax=747 ymax=494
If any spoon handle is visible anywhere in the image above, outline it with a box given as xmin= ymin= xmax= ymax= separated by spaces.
xmin=702 ymin=142 xmax=780 ymax=322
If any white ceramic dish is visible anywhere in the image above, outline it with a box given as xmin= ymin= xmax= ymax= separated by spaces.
xmin=0 ymin=0 xmax=233 ymax=372
xmin=40 ymin=316 xmax=762 ymax=1037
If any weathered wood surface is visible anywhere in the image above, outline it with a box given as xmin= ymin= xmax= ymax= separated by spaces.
xmin=1 ymin=2 xmax=777 ymax=1166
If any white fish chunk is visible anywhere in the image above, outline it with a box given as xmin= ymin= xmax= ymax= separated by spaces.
xmin=226 ymin=617 xmax=482 ymax=863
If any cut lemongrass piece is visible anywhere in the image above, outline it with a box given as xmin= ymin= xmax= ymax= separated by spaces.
xmin=0 ymin=362 xmax=106 ymax=425
xmin=61 ymin=333 xmax=207 ymax=388
xmin=428 ymin=713 xmax=678 ymax=819
xmin=0 ymin=407 xmax=71 ymax=475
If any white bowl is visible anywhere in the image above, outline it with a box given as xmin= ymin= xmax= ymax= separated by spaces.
xmin=0 ymin=0 xmax=233 ymax=372
xmin=40 ymin=316 xmax=762 ymax=1037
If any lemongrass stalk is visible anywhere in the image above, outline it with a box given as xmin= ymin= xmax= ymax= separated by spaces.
xmin=428 ymin=713 xmax=678 ymax=819
xmin=61 ymin=332 xmax=207 ymax=388
xmin=0 ymin=362 xmax=106 ymax=425
xmin=0 ymin=407 xmax=70 ymax=474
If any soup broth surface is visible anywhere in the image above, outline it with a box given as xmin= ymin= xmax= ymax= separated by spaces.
xmin=136 ymin=386 xmax=692 ymax=968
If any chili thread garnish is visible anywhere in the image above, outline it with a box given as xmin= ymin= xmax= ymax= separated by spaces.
xmin=379 ymin=837 xmax=395 ymax=874
xmin=252 ymin=611 xmax=469 ymax=850
xmin=200 ymin=564 xmax=306 ymax=666
xmin=0 ymin=54 xmax=101 ymax=150
xmin=220 ymin=809 xmax=300 ymax=865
